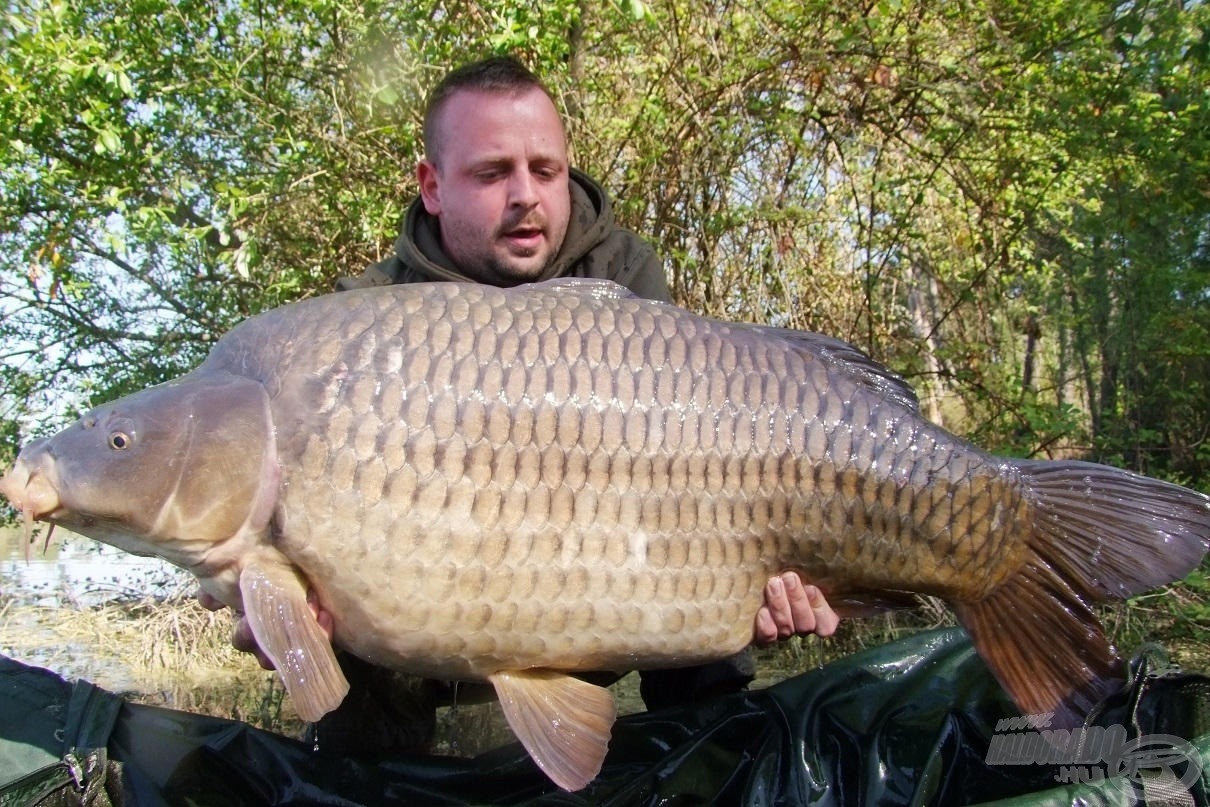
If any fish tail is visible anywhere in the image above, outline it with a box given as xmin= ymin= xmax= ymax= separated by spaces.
xmin=953 ymin=460 xmax=1210 ymax=727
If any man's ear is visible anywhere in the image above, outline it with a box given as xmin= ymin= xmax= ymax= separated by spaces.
xmin=417 ymin=159 xmax=441 ymax=214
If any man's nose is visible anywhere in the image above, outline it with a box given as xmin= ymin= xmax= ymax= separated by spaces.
xmin=507 ymin=171 xmax=540 ymax=207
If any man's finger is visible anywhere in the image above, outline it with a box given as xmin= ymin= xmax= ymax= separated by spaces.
xmin=753 ymin=606 xmax=779 ymax=646
xmin=307 ymin=589 xmax=335 ymax=642
xmin=231 ymin=615 xmax=276 ymax=670
xmin=196 ymin=589 xmax=224 ymax=612
xmin=754 ymin=574 xmax=799 ymax=646
xmin=779 ymin=572 xmax=814 ymax=634
xmin=768 ymin=574 xmax=795 ymax=632
xmin=798 ymin=579 xmax=839 ymax=638
xmin=754 ymin=573 xmax=843 ymax=645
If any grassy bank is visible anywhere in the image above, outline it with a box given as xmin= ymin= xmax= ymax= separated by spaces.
xmin=3 ymin=561 xmax=1207 ymax=757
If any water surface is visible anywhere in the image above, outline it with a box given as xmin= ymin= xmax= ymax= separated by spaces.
xmin=1 ymin=524 xmax=183 ymax=607
xmin=1 ymin=524 xmax=189 ymax=689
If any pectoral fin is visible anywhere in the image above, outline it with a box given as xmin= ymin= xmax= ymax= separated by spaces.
xmin=488 ymin=670 xmax=617 ymax=792
xmin=240 ymin=559 xmax=349 ymax=722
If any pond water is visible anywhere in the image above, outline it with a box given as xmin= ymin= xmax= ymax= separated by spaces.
xmin=0 ymin=524 xmax=559 ymax=749
xmin=0 ymin=524 xmax=194 ymax=692
xmin=0 ymin=524 xmax=185 ymax=608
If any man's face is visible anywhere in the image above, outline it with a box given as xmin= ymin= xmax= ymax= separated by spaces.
xmin=417 ymin=86 xmax=572 ymax=285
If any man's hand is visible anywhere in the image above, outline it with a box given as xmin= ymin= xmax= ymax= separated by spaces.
xmin=197 ymin=588 xmax=334 ymax=671
xmin=753 ymin=572 xmax=839 ymax=646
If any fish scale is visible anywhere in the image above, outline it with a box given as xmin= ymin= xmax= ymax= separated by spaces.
xmin=215 ymin=281 xmax=1019 ymax=675
xmin=3 ymin=277 xmax=1207 ymax=792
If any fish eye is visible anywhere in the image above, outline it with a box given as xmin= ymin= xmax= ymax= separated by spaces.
xmin=108 ymin=432 xmax=132 ymax=451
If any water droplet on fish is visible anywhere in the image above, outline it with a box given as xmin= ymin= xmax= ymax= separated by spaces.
xmin=444 ymin=683 xmax=461 ymax=755
xmin=307 ymin=725 xmax=320 ymax=752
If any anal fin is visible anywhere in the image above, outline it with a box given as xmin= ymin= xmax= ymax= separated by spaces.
xmin=488 ymin=669 xmax=617 ymax=792
xmin=240 ymin=558 xmax=349 ymax=722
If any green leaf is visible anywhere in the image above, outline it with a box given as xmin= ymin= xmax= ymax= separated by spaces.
xmin=95 ymin=128 xmax=121 ymax=154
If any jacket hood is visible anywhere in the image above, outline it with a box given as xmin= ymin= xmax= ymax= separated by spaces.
xmin=395 ymin=167 xmax=616 ymax=285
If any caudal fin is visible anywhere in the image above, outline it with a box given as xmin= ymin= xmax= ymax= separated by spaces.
xmin=954 ymin=460 xmax=1210 ymax=727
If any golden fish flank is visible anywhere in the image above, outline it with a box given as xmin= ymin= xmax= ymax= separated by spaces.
xmin=2 ymin=277 xmax=1207 ymax=793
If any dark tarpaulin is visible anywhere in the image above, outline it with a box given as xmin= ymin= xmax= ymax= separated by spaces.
xmin=2 ymin=628 xmax=1207 ymax=806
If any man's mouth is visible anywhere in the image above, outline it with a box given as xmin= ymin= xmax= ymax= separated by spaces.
xmin=502 ymin=226 xmax=545 ymax=252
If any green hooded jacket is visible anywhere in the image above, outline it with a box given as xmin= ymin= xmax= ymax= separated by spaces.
xmin=327 ymin=167 xmax=751 ymax=719
xmin=335 ymin=168 xmax=671 ymax=303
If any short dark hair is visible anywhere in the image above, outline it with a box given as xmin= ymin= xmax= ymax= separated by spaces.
xmin=422 ymin=56 xmax=560 ymax=164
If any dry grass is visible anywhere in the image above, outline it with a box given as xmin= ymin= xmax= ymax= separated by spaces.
xmin=0 ymin=593 xmax=309 ymax=736
xmin=2 ymin=570 xmax=1206 ymax=755
xmin=2 ymin=595 xmax=238 ymax=674
xmin=0 ymin=592 xmax=633 ymax=753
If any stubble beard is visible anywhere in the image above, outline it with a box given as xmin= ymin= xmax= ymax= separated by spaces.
xmin=443 ymin=218 xmax=561 ymax=286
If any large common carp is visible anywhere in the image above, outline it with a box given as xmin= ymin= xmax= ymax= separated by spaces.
xmin=2 ymin=279 xmax=1208 ymax=791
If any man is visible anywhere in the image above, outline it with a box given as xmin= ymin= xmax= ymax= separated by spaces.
xmin=335 ymin=63 xmax=666 ymax=300
xmin=231 ymin=55 xmax=839 ymax=754
xmin=337 ymin=53 xmax=838 ymax=647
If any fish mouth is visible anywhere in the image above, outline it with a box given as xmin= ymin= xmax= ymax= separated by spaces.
xmin=1 ymin=460 xmax=65 ymax=557
xmin=1 ymin=459 xmax=62 ymax=518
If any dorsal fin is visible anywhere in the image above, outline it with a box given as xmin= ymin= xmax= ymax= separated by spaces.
xmin=526 ymin=279 xmax=920 ymax=411
xmin=743 ymin=324 xmax=921 ymax=412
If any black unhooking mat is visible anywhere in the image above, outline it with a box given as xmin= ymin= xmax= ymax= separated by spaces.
xmin=2 ymin=629 xmax=1208 ymax=806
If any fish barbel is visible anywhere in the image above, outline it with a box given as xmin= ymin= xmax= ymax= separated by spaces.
xmin=2 ymin=278 xmax=1207 ymax=791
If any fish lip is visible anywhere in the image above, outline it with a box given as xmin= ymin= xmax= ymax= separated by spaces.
xmin=1 ymin=462 xmax=63 ymax=523
xmin=1 ymin=462 xmax=65 ymax=560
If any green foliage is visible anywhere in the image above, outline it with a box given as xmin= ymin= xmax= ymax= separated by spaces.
xmin=1099 ymin=558 xmax=1210 ymax=674
xmin=1181 ymin=567 xmax=1210 ymax=619
xmin=2 ymin=0 xmax=1210 ymax=501
xmin=2 ymin=0 xmax=1208 ymax=723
